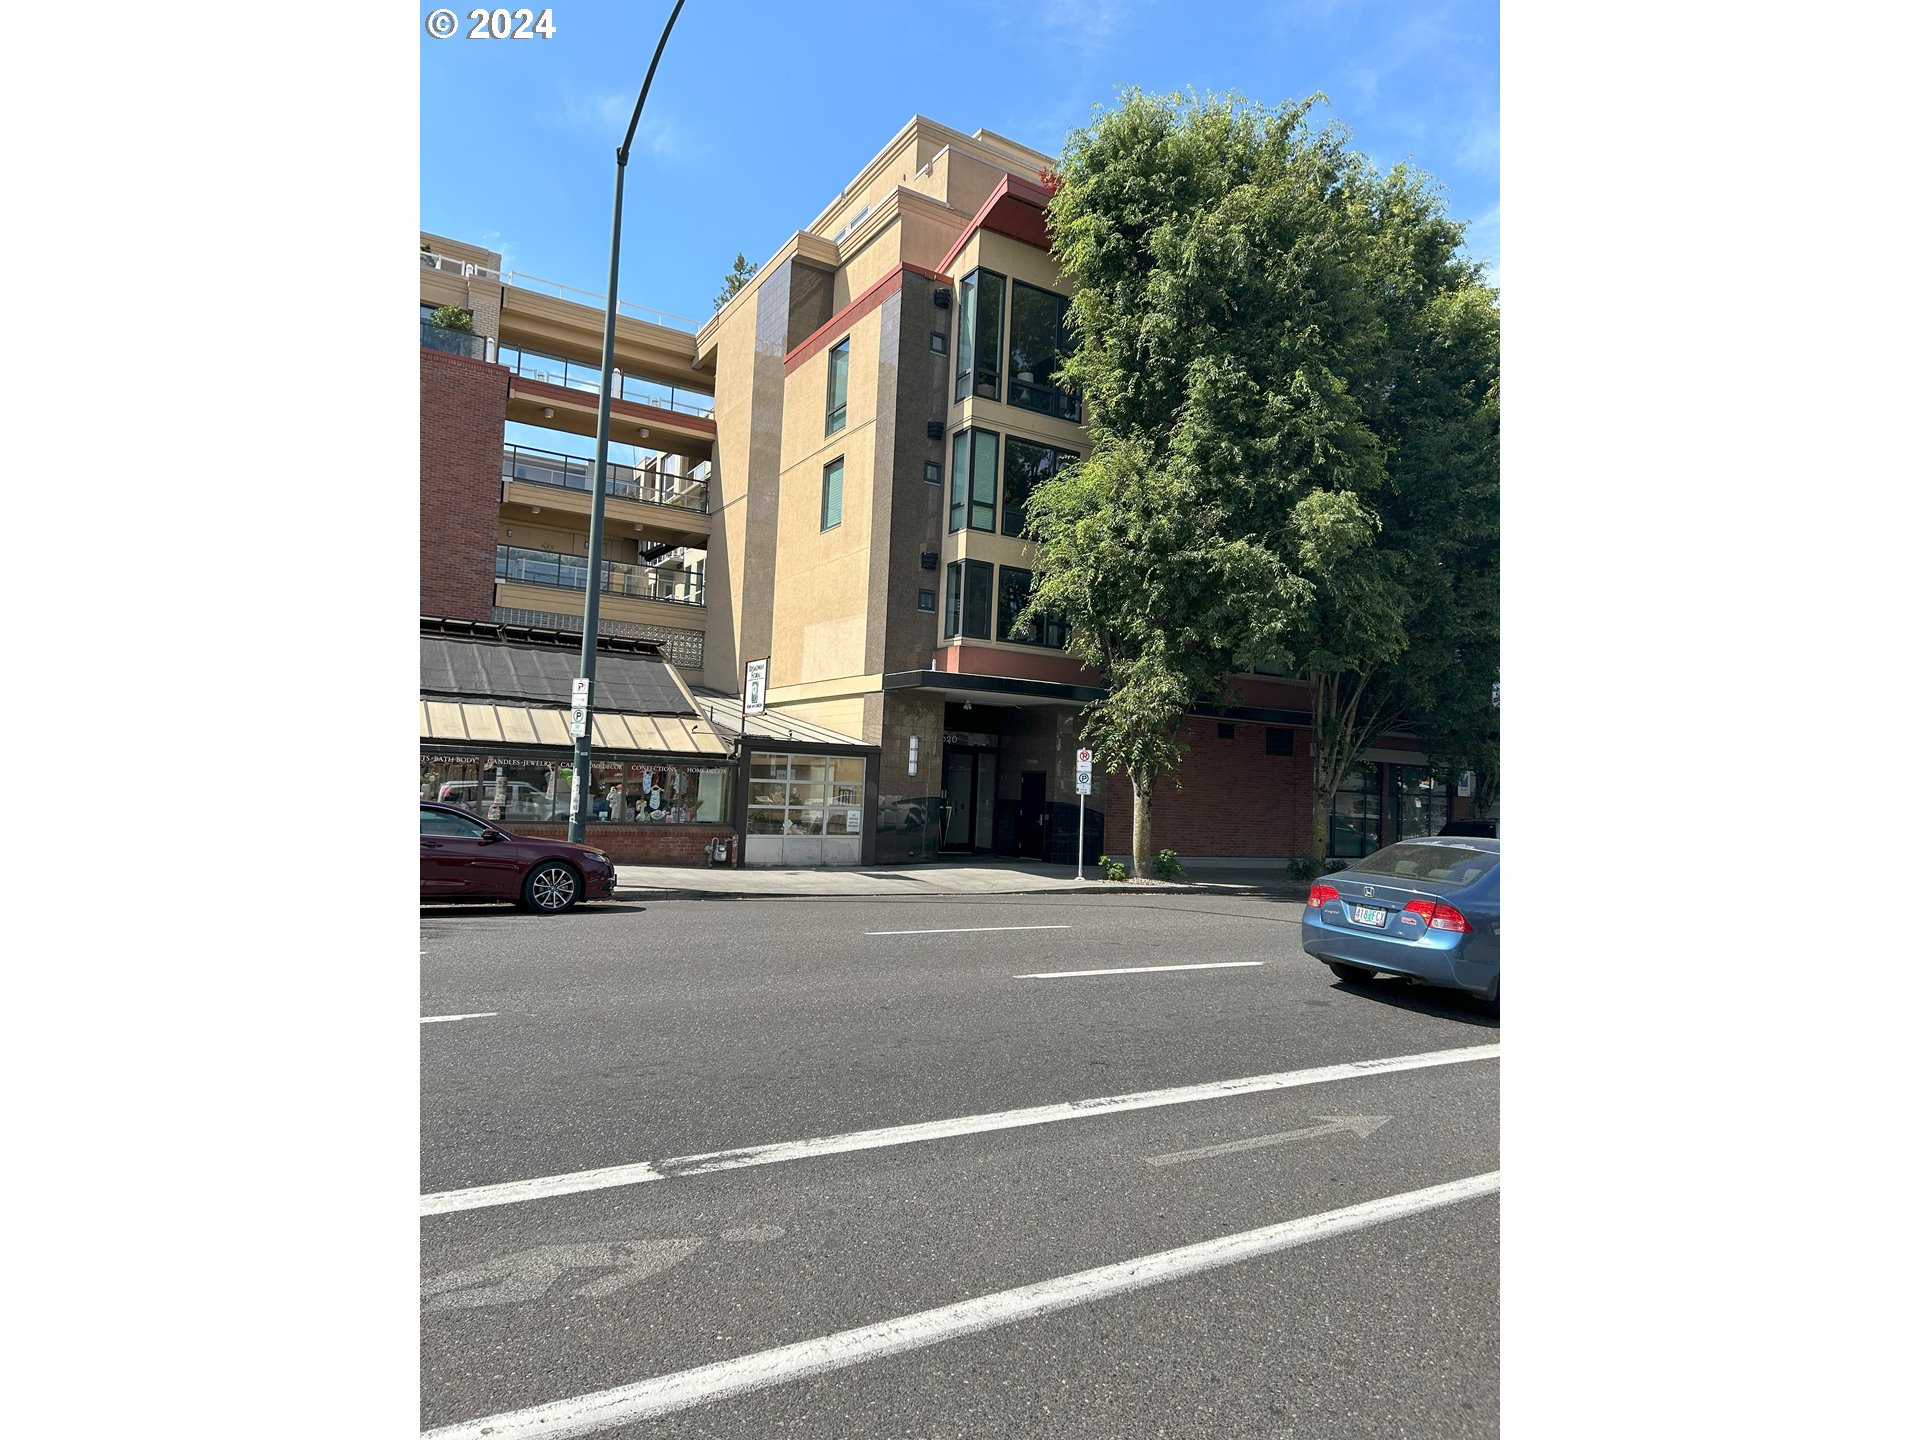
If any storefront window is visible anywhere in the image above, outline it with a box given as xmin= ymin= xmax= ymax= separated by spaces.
xmin=422 ymin=755 xmax=726 ymax=826
xmin=597 ymin=762 xmax=729 ymax=824
xmin=1391 ymin=765 xmax=1445 ymax=842
xmin=746 ymin=753 xmax=866 ymax=836
xmin=1330 ymin=762 xmax=1381 ymax=858
xmin=422 ymin=756 xmax=561 ymax=823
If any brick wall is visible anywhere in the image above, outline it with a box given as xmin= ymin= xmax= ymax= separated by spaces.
xmin=1101 ymin=718 xmax=1314 ymax=859
xmin=421 ymin=347 xmax=510 ymax=621
xmin=509 ymin=823 xmax=738 ymax=866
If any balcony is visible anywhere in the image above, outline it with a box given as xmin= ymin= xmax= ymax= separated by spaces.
xmin=496 ymin=544 xmax=705 ymax=608
xmin=501 ymin=444 xmax=709 ymax=514
xmin=421 ymin=318 xmax=488 ymax=360
xmin=499 ymin=343 xmax=713 ymax=418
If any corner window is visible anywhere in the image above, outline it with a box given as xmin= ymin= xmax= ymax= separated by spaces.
xmin=995 ymin=566 xmax=1066 ymax=648
xmin=825 ymin=338 xmax=849 ymax=435
xmin=948 ymin=426 xmax=999 ymax=533
xmin=1001 ymin=436 xmax=1076 ymax=538
xmin=945 ymin=560 xmax=993 ymax=639
xmin=954 ymin=268 xmax=1004 ymax=402
xmin=1008 ymin=281 xmax=1079 ymax=421
xmin=820 ymin=456 xmax=844 ymax=530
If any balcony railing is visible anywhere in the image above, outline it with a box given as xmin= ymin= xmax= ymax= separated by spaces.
xmin=420 ymin=247 xmax=701 ymax=331
xmin=501 ymin=269 xmax=700 ymax=332
xmin=421 ymin=318 xmax=488 ymax=360
xmin=501 ymin=444 xmax=710 ymax=515
xmin=421 ymin=250 xmax=504 ymax=281
xmin=496 ymin=544 xmax=705 ymax=608
xmin=499 ymin=343 xmax=715 ymax=419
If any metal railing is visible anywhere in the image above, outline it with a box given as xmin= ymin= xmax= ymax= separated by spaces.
xmin=499 ymin=343 xmax=715 ymax=418
xmin=421 ymin=318 xmax=488 ymax=360
xmin=500 ymin=444 xmax=710 ymax=515
xmin=501 ymin=269 xmax=701 ymax=332
xmin=420 ymin=250 xmax=504 ymax=281
xmin=420 ymin=246 xmax=702 ymax=331
xmin=496 ymin=544 xmax=706 ymax=608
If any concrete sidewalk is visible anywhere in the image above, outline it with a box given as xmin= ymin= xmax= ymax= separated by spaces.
xmin=614 ymin=858 xmax=1308 ymax=901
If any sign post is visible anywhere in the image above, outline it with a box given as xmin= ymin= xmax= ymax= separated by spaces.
xmin=1074 ymin=748 xmax=1093 ymax=880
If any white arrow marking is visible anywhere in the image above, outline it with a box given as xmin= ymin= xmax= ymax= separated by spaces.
xmin=1143 ymin=1115 xmax=1392 ymax=1168
xmin=419 ymin=1173 xmax=1499 ymax=1439
xmin=422 ymin=1239 xmax=706 ymax=1312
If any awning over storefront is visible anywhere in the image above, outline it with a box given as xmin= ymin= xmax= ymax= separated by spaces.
xmin=418 ymin=701 xmax=727 ymax=756
xmin=419 ymin=618 xmax=729 ymax=761
xmin=693 ymin=690 xmax=866 ymax=746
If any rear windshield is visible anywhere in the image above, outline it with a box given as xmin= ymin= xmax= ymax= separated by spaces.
xmin=1345 ymin=841 xmax=1496 ymax=886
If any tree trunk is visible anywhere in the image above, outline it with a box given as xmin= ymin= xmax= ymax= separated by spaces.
xmin=1308 ymin=786 xmax=1329 ymax=871
xmin=1132 ymin=773 xmax=1152 ymax=878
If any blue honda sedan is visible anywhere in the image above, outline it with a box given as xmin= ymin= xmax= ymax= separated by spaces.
xmin=1301 ymin=838 xmax=1500 ymax=1002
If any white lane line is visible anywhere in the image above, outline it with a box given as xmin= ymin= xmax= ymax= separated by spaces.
xmin=421 ymin=1171 xmax=1500 ymax=1439
xmin=420 ymin=1012 xmax=498 ymax=1025
xmin=420 ymin=1043 xmax=1498 ymax=1216
xmin=863 ymin=925 xmax=1074 ymax=936
xmin=1016 ymin=961 xmax=1263 ymax=979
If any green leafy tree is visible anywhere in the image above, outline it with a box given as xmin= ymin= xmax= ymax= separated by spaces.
xmin=712 ymin=252 xmax=760 ymax=314
xmin=1027 ymin=89 xmax=1498 ymax=872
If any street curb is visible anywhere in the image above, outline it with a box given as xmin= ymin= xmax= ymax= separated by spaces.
xmin=612 ymin=881 xmax=1306 ymax=902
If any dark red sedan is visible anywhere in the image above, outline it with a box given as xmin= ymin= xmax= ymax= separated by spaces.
xmin=419 ymin=802 xmax=616 ymax=913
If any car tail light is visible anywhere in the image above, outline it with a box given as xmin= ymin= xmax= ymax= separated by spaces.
xmin=1307 ymin=883 xmax=1340 ymax=909
xmin=1404 ymin=899 xmax=1471 ymax=932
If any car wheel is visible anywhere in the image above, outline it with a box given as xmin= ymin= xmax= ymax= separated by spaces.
xmin=1326 ymin=962 xmax=1374 ymax=985
xmin=522 ymin=861 xmax=581 ymax=914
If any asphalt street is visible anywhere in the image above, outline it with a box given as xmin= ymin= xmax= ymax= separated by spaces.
xmin=421 ymin=892 xmax=1500 ymax=1438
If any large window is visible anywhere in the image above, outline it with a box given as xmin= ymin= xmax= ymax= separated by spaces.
xmin=1391 ymin=765 xmax=1445 ymax=842
xmin=820 ymin=456 xmax=844 ymax=530
xmin=995 ymin=567 xmax=1066 ymax=648
xmin=825 ymin=338 xmax=849 ymax=434
xmin=1330 ymin=762 xmax=1382 ymax=858
xmin=1008 ymin=281 xmax=1078 ymax=421
xmin=420 ymin=756 xmax=729 ymax=826
xmin=954 ymin=267 xmax=1004 ymax=402
xmin=945 ymin=560 xmax=994 ymax=639
xmin=590 ymin=762 xmax=730 ymax=824
xmin=746 ymin=753 xmax=866 ymax=837
xmin=948 ymin=426 xmax=999 ymax=533
xmin=1000 ymin=436 xmax=1076 ymax=538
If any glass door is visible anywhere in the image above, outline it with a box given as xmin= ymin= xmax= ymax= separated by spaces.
xmin=942 ymin=751 xmax=975 ymax=849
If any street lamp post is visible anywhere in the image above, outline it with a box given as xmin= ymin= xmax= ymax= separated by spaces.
xmin=570 ymin=0 xmax=689 ymax=842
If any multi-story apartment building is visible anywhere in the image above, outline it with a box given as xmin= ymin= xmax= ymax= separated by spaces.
xmin=420 ymin=116 xmax=1471 ymax=867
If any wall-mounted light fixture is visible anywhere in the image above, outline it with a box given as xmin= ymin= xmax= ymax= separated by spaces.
xmin=908 ymin=735 xmax=919 ymax=776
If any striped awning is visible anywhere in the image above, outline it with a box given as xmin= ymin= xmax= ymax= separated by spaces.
xmin=418 ymin=702 xmax=728 ymax=757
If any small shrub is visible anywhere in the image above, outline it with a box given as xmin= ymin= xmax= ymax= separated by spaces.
xmin=1286 ymin=856 xmax=1316 ymax=882
xmin=1097 ymin=854 xmax=1128 ymax=881
xmin=1152 ymin=848 xmax=1185 ymax=881
xmin=1321 ymin=859 xmax=1347 ymax=874
xmin=430 ymin=304 xmax=474 ymax=333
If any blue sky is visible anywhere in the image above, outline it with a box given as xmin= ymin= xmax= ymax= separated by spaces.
xmin=421 ymin=0 xmax=1498 ymax=328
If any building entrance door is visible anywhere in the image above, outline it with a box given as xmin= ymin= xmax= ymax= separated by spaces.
xmin=1018 ymin=771 xmax=1047 ymax=858
xmin=941 ymin=751 xmax=974 ymax=850
xmin=940 ymin=749 xmax=997 ymax=852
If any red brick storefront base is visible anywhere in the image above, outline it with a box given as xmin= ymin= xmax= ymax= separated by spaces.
xmin=510 ymin=823 xmax=738 ymax=865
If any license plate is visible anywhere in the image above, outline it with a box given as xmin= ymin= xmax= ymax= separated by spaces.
xmin=1351 ymin=905 xmax=1387 ymax=928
